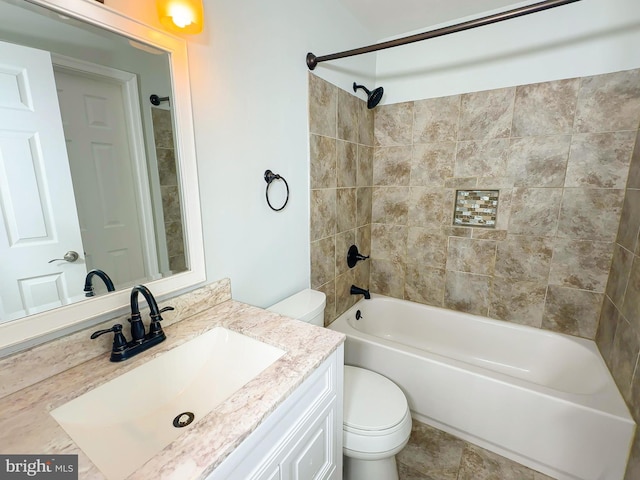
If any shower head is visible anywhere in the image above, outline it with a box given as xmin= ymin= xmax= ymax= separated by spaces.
xmin=353 ymin=82 xmax=384 ymax=109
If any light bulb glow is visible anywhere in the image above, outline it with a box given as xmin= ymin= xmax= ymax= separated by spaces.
xmin=168 ymin=4 xmax=194 ymax=28
xmin=157 ymin=0 xmax=203 ymax=34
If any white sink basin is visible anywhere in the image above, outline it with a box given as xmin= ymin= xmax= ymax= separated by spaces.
xmin=51 ymin=327 xmax=285 ymax=480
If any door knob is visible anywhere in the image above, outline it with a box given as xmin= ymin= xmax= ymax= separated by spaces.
xmin=48 ymin=251 xmax=80 ymax=263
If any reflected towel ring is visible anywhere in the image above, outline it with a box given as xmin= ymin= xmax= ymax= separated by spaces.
xmin=264 ymin=170 xmax=289 ymax=212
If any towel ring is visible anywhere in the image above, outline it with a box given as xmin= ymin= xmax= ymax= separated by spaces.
xmin=264 ymin=170 xmax=289 ymax=212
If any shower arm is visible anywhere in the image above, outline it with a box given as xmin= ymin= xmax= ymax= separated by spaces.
xmin=306 ymin=0 xmax=581 ymax=70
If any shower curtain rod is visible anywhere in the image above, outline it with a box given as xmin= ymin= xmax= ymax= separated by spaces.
xmin=306 ymin=0 xmax=581 ymax=70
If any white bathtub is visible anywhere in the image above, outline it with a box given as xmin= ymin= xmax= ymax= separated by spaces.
xmin=329 ymin=294 xmax=635 ymax=480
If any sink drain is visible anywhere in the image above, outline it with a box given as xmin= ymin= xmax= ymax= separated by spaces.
xmin=173 ymin=412 xmax=195 ymax=428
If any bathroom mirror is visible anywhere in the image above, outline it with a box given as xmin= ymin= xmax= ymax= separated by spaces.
xmin=0 ymin=0 xmax=205 ymax=354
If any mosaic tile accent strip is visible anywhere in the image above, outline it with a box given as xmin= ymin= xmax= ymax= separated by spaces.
xmin=454 ymin=190 xmax=499 ymax=227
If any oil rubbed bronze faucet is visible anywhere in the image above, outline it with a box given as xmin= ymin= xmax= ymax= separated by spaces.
xmin=350 ymin=284 xmax=371 ymax=300
xmin=90 ymin=285 xmax=174 ymax=362
xmin=83 ymin=269 xmax=116 ymax=297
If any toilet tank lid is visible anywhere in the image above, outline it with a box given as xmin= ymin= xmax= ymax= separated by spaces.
xmin=267 ymin=289 xmax=326 ymax=322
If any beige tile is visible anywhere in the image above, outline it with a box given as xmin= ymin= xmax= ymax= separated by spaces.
xmin=495 ymin=236 xmax=553 ymax=281
xmin=375 ymin=101 xmax=414 ymax=146
xmin=404 ymin=265 xmax=445 ymax=306
xmin=358 ymin=99 xmax=374 ymax=146
xmin=335 ymin=268 xmax=357 ymax=316
xmin=374 ymin=146 xmax=412 ymax=186
xmin=356 ymin=224 xmax=372 ymax=258
xmin=371 ymin=223 xmax=407 ymax=262
xmin=622 ymin=256 xmax=640 ymax=331
xmin=574 ymin=69 xmax=640 ymax=133
xmin=542 ymin=286 xmax=603 ymax=339
xmin=623 ymin=431 xmax=640 ymax=480
xmin=549 ymin=239 xmax=613 ymax=292
xmin=458 ymin=444 xmax=535 ymax=480
xmin=444 ymin=177 xmax=477 ymax=189
xmin=151 ymin=107 xmax=175 ymax=149
xmin=317 ymin=280 xmax=336 ymax=326
xmin=310 ymin=189 xmax=336 ymax=241
xmin=397 ymin=462 xmax=432 ymax=480
xmin=459 ymin=87 xmax=515 ymax=140
xmin=508 ymin=187 xmax=562 ymax=237
xmin=446 ymin=237 xmax=496 ymax=275
xmin=606 ymin=242 xmax=632 ymax=308
xmin=444 ymin=271 xmax=490 ymax=316
xmin=407 ymin=227 xmax=447 ymax=268
xmin=442 ymin=226 xmax=472 ymax=238
xmin=335 ymin=230 xmax=355 ymax=277
xmin=356 ymin=145 xmax=373 ymax=187
xmin=512 ymin=78 xmax=580 ymax=136
xmin=310 ymin=134 xmax=336 ymax=189
xmin=557 ymin=188 xmax=625 ymax=241
xmin=565 ymin=132 xmax=635 ymax=188
xmin=336 ymin=188 xmax=356 ymax=233
xmin=413 ymin=95 xmax=460 ymax=143
xmin=489 ymin=278 xmax=546 ymax=327
xmin=168 ymin=254 xmax=186 ymax=273
xmin=337 ymin=140 xmax=357 ymax=187
xmin=308 ymin=73 xmax=337 ymax=137
xmin=507 ymin=135 xmax=570 ymax=187
xmin=372 ymin=187 xmax=410 ymax=225
xmin=472 ymin=229 xmax=508 ymax=241
xmin=596 ymin=297 xmax=620 ymax=365
xmin=407 ymin=187 xmax=447 ymax=228
xmin=337 ymin=89 xmax=359 ymax=143
xmin=617 ymin=189 xmax=640 ymax=252
xmin=455 ymin=139 xmax=510 ymax=178
xmin=411 ymin=142 xmax=456 ymax=187
xmin=609 ymin=317 xmax=640 ymax=401
xmin=156 ymin=147 xmax=177 ymax=186
xmin=165 ymin=221 xmax=185 ymax=257
xmin=628 ymin=130 xmax=640 ymax=189
xmin=356 ymin=187 xmax=372 ymax=227
xmin=631 ymin=364 xmax=640 ymax=429
xmin=310 ymin=236 xmax=335 ymax=288
xmin=397 ymin=421 xmax=465 ymax=480
xmin=161 ymin=185 xmax=182 ymax=223
xmin=370 ymin=258 xmax=405 ymax=298
xmin=354 ymin=260 xmax=370 ymax=291
xmin=494 ymin=187 xmax=513 ymax=231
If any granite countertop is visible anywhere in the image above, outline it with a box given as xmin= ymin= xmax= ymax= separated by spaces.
xmin=0 ymin=299 xmax=345 ymax=479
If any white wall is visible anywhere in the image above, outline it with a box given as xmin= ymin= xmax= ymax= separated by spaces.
xmin=376 ymin=0 xmax=640 ymax=103
xmin=188 ymin=0 xmax=375 ymax=307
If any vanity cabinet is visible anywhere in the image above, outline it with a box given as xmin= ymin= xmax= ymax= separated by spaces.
xmin=207 ymin=345 xmax=344 ymax=480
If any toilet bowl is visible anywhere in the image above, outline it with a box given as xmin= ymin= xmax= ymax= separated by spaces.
xmin=268 ymin=289 xmax=412 ymax=480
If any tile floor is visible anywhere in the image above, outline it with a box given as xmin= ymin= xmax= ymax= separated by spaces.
xmin=397 ymin=421 xmax=555 ymax=480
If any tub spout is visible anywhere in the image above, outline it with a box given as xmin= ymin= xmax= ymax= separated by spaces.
xmin=350 ymin=284 xmax=371 ymax=300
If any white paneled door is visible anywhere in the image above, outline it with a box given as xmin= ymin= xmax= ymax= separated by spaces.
xmin=54 ymin=68 xmax=146 ymax=290
xmin=0 ymin=41 xmax=86 ymax=322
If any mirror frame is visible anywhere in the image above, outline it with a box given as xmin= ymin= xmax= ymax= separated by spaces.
xmin=0 ymin=0 xmax=206 ymax=354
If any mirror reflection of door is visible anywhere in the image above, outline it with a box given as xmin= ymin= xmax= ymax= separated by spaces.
xmin=54 ymin=62 xmax=155 ymax=293
xmin=0 ymin=40 xmax=86 ymax=321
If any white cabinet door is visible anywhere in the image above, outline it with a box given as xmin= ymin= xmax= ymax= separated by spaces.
xmin=0 ymin=40 xmax=86 ymax=321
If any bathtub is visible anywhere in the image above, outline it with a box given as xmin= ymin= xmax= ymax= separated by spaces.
xmin=329 ymin=294 xmax=635 ymax=480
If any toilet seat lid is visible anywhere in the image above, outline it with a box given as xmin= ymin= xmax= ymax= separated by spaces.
xmin=343 ymin=366 xmax=408 ymax=432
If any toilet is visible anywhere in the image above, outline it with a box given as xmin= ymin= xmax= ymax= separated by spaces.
xmin=268 ymin=289 xmax=412 ymax=480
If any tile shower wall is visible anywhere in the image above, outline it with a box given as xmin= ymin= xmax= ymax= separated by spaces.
xmin=370 ymin=68 xmax=640 ymax=340
xmin=309 ymin=74 xmax=374 ymax=324
xmin=152 ymin=108 xmax=186 ymax=273
xmin=597 ymin=128 xmax=640 ymax=479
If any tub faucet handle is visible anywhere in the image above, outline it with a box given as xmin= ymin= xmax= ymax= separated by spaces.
xmin=347 ymin=245 xmax=370 ymax=268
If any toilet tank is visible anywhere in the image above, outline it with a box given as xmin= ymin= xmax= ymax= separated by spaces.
xmin=267 ymin=289 xmax=326 ymax=327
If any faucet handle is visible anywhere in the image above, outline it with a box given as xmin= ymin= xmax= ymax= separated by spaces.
xmin=151 ymin=305 xmax=175 ymax=321
xmin=90 ymin=324 xmax=128 ymax=352
xmin=148 ymin=306 xmax=173 ymax=338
